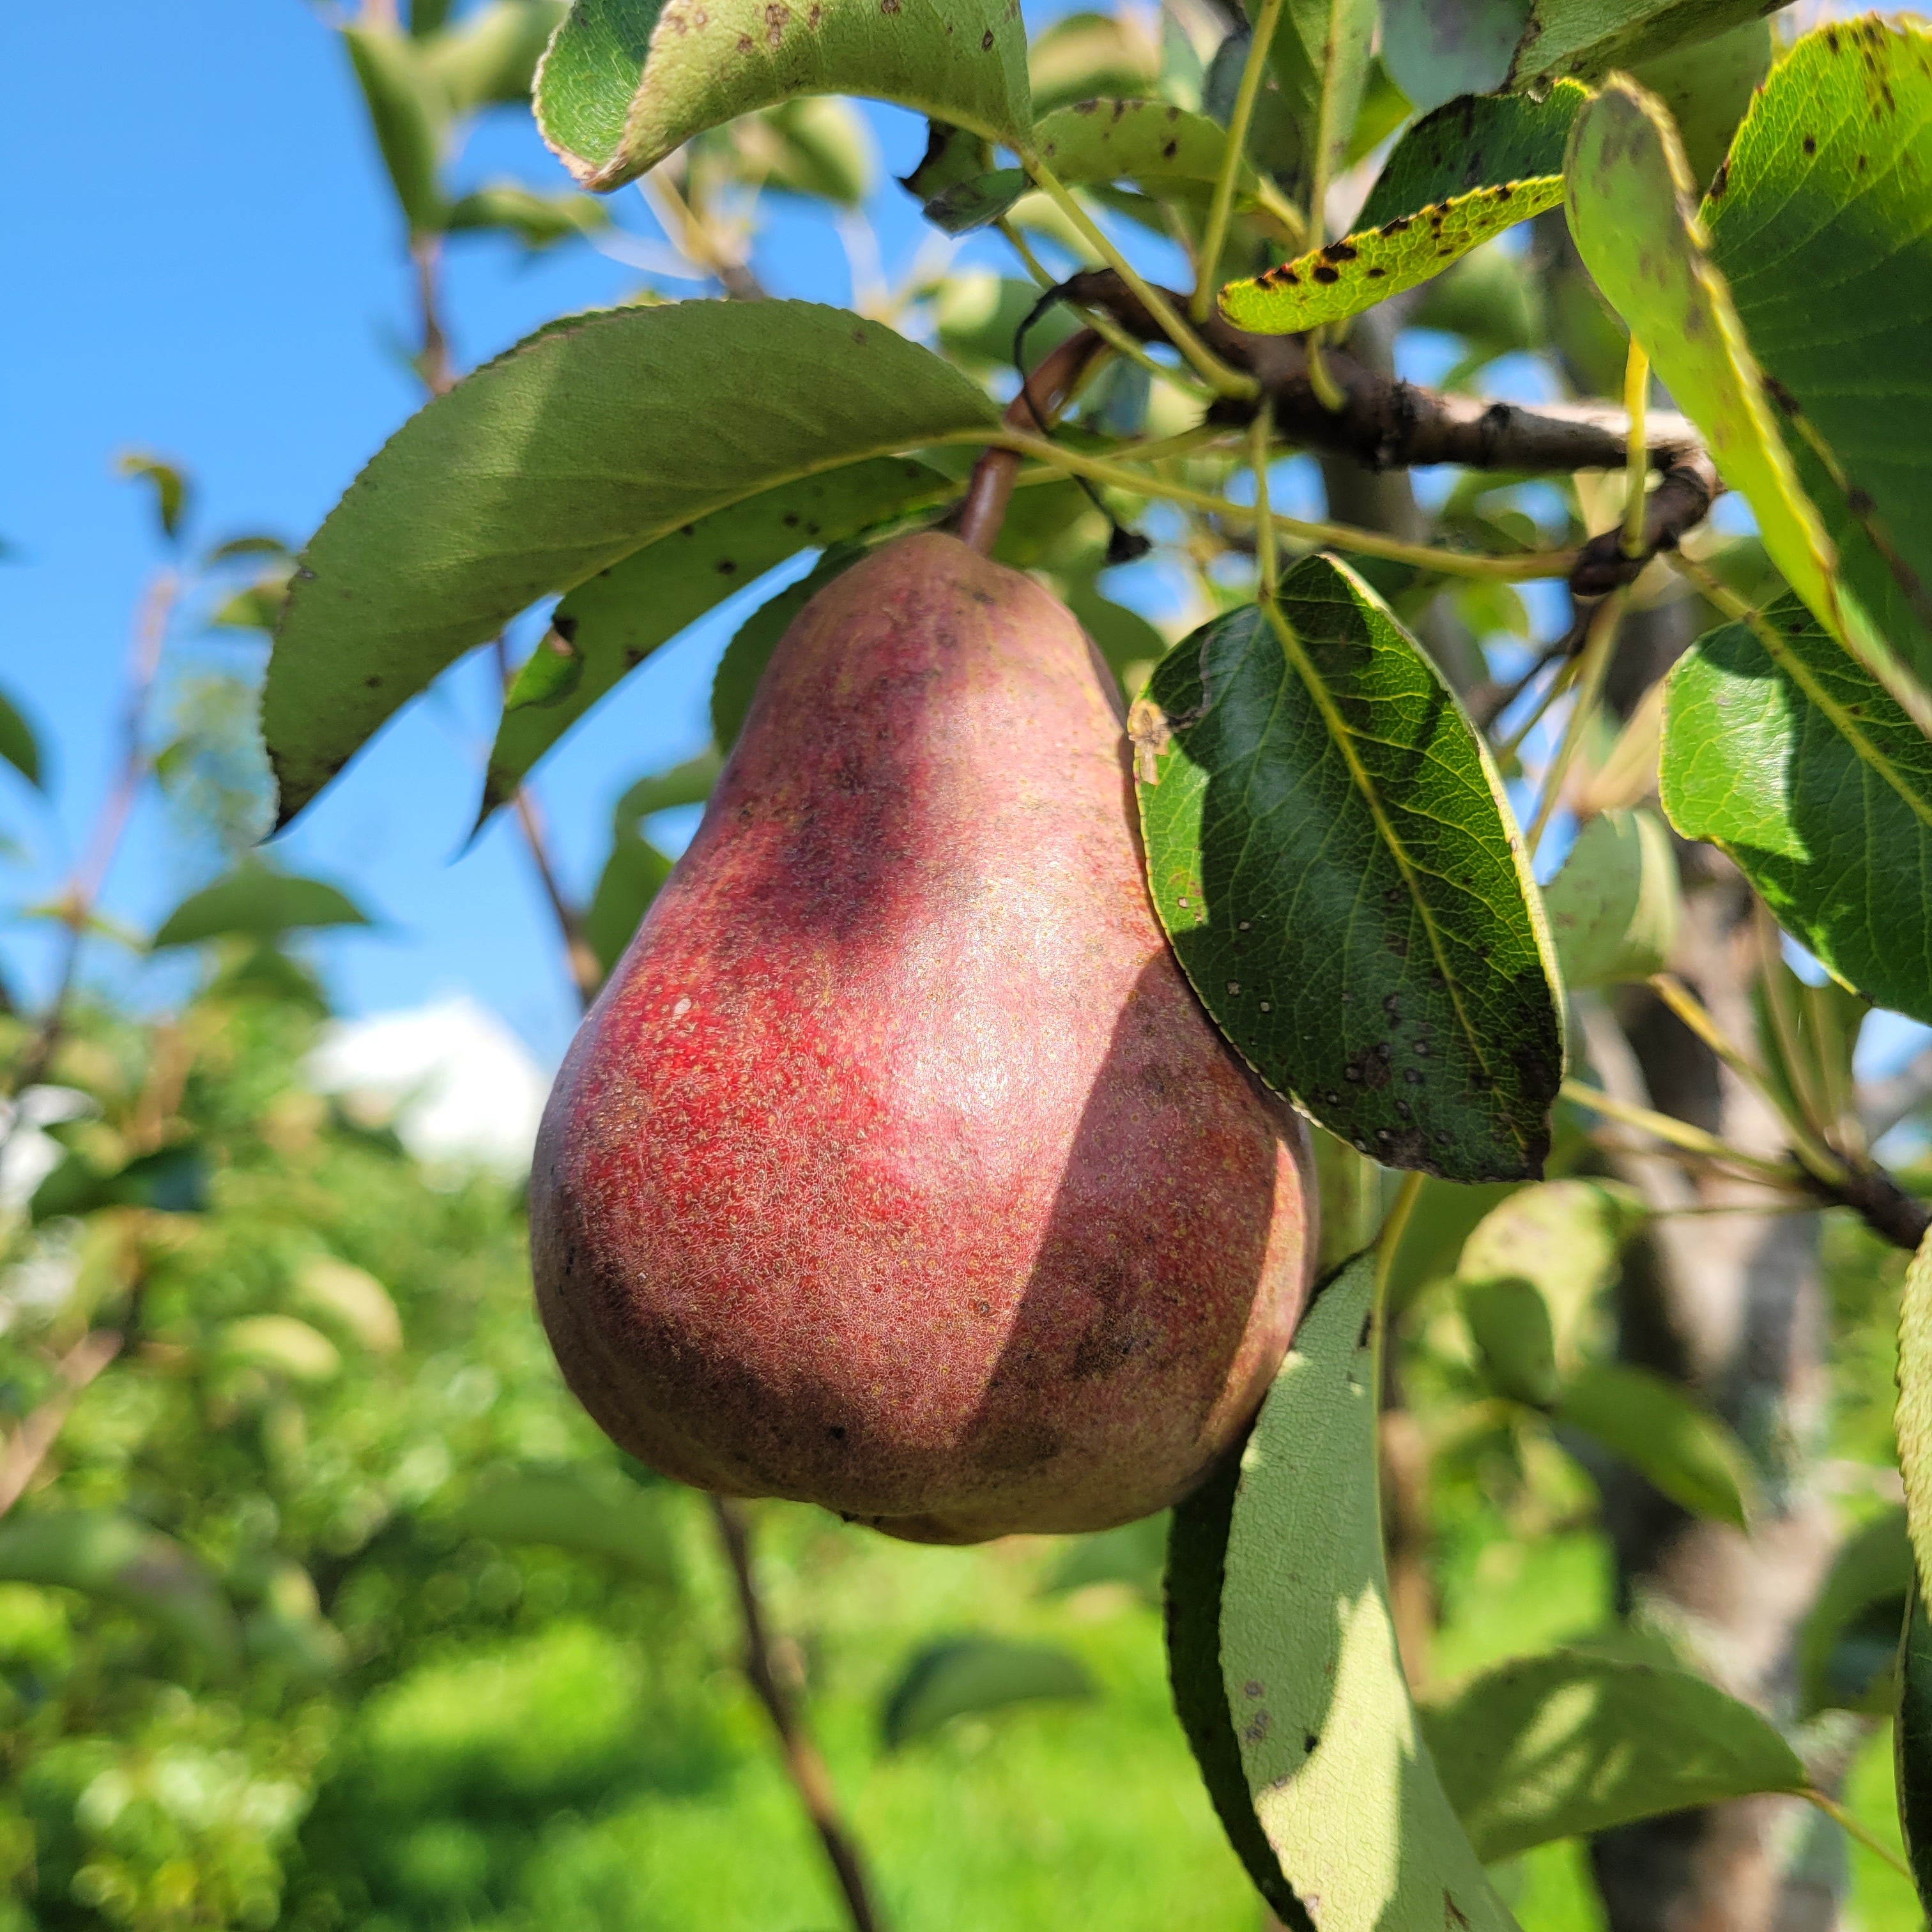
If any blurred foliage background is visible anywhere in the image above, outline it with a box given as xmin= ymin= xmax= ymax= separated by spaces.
xmin=6 ymin=0 xmax=1930 ymax=1926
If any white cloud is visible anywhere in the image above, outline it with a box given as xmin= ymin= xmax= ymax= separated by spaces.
xmin=305 ymin=996 xmax=551 ymax=1178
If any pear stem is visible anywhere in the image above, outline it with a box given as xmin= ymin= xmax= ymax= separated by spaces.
xmin=956 ymin=329 xmax=1107 ymax=555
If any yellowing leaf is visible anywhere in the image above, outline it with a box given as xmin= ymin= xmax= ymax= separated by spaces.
xmin=1221 ymin=177 xmax=1563 ymax=332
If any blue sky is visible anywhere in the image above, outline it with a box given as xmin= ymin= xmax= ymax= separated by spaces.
xmin=1 ymin=0 xmax=1067 ymax=1062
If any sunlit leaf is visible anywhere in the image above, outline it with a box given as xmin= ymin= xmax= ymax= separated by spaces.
xmin=1898 ymin=1573 xmax=1932 ymax=1912
xmin=1029 ymin=9 xmax=1158 ymax=116
xmin=1423 ymin=1650 xmax=1805 ymax=1862
xmin=264 ymin=303 xmax=993 ymax=825
xmin=421 ymin=0 xmax=565 ymax=112
xmin=1136 ymin=556 xmax=1563 ymax=1183
xmin=295 ymin=1255 xmax=404 ymax=1356
xmin=1629 ymin=15 xmax=1770 ymax=188
xmin=535 ymin=0 xmax=1031 ymax=192
xmin=1706 ymin=17 xmax=1932 ymax=690
xmin=344 ymin=23 xmax=450 ymax=234
xmin=1179 ymin=1255 xmax=1517 ymax=1926
xmin=1897 ymin=1220 xmax=1932 ymax=1606
xmin=1661 ymin=597 xmax=1932 ymax=1024
xmin=447 ymin=181 xmax=608 ymax=247
xmin=1566 ymin=78 xmax=1841 ymax=650
xmin=881 ymin=1636 xmax=1096 ymax=1748
xmin=221 ymin=1315 xmax=343 ymax=1384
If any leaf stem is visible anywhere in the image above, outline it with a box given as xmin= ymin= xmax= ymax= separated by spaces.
xmin=1804 ymin=1788 xmax=1915 ymax=1883
xmin=1620 ymin=342 xmax=1650 ymax=558
xmin=1250 ymin=404 xmax=1278 ymax=597
xmin=1023 ymin=158 xmax=1257 ymax=399
xmin=1192 ymin=0 xmax=1287 ymax=323
xmin=965 ymin=428 xmax=1579 ymax=580
xmin=1526 ymin=592 xmax=1623 ymax=851
xmin=1646 ymin=972 xmax=1850 ymax=1185
xmin=1559 ymin=1079 xmax=1798 ymax=1186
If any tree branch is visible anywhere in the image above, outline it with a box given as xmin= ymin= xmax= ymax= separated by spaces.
xmin=954 ymin=330 xmax=1107 ymax=555
xmin=1048 ymin=268 xmax=1720 ymax=588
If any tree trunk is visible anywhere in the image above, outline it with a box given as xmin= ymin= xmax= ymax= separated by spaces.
xmin=1584 ymin=603 xmax=1845 ymax=1931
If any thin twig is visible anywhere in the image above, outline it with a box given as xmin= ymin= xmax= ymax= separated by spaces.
xmin=411 ymin=235 xmax=454 ymax=397
xmin=8 ymin=571 xmax=174 ymax=1102
xmin=0 ymin=1330 xmax=123 ymax=1517
xmin=710 ymin=1495 xmax=887 ymax=1932
xmin=1526 ymin=592 xmax=1623 ymax=850
xmin=1620 ymin=342 xmax=1650 ymax=559
xmin=1193 ymin=0 xmax=1286 ymax=322
xmin=956 ymin=332 xmax=1108 ymax=555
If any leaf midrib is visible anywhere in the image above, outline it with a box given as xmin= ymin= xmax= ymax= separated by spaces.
xmin=1261 ymin=595 xmax=1524 ymax=1157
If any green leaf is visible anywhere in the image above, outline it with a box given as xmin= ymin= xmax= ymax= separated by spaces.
xmin=1042 ymin=1513 xmax=1169 ymax=1598
xmin=1379 ymin=0 xmax=1527 ymax=116
xmin=1423 ymin=1650 xmax=1806 ymax=1863
xmin=880 ymin=1637 xmax=1096 ymax=1749
xmin=1512 ymin=0 xmax=1782 ymax=93
xmin=481 ymin=454 xmax=954 ymax=816
xmin=0 ymin=1510 xmax=241 ymax=1675
xmin=1382 ymin=1175 xmax=1524 ymax=1312
xmin=711 ymin=551 xmax=857 ymax=754
xmin=534 ymin=0 xmax=1031 ymax=192
xmin=1797 ymin=1506 xmax=1911 ymax=1715
xmin=1629 ymin=15 xmax=1770 ymax=189
xmin=295 ymin=1255 xmax=404 ymax=1356
xmin=1460 ymin=1275 xmax=1559 ymax=1407
xmin=581 ymin=752 xmax=719 ymax=972
xmin=264 ymin=303 xmax=993 ymax=826
xmin=420 ymin=0 xmax=565 ymax=112
xmin=344 ymin=23 xmax=451 ymax=234
xmin=447 ymin=182 xmax=607 ymax=247
xmin=1706 ymin=18 xmax=1932 ymax=691
xmin=1262 ymin=0 xmax=1375 ymax=197
xmin=0 ymin=687 xmax=42 ymax=787
xmin=1065 ymin=578 xmax=1166 ymax=689
xmin=449 ymin=1469 xmax=676 ymax=1583
xmin=1029 ymin=10 xmax=1159 ymax=117
xmin=898 ymin=116 xmax=991 ymax=203
xmin=32 ymin=1144 xmax=211 ymax=1222
xmin=1565 ymin=79 xmax=1841 ymax=652
xmin=152 ymin=864 xmax=372 ymax=949
xmin=504 ymin=632 xmax=583 ymax=710
xmin=919 ymin=165 xmax=1029 ymax=233
xmin=115 ymin=450 xmax=190 ymax=542
xmin=211 ymin=568 xmax=292 ymax=633
xmin=1458 ymin=1177 xmax=1637 ymax=1369
xmin=220 ymin=1315 xmax=343 ymax=1384
xmin=1034 ymin=96 xmax=1265 ymax=199
xmin=1207 ymin=1255 xmax=1518 ymax=1926
xmin=1165 ymin=1456 xmax=1303 ymax=1922
xmin=1220 ymin=174 xmax=1563 ymax=334
xmin=1898 ymin=1573 xmax=1932 ymax=1913
xmin=1136 ymin=556 xmax=1563 ymax=1183
xmin=1360 ymin=79 xmax=1583 ymax=229
xmin=1897 ymin=1220 xmax=1932 ymax=1605
xmin=1555 ymin=1360 xmax=1754 ymax=1529
xmin=1660 ymin=598 xmax=1932 ymax=1025
xmin=1541 ymin=806 xmax=1682 ymax=990
xmin=734 ymin=95 xmax=878 ymax=204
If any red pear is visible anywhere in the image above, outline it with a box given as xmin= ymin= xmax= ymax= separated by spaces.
xmin=531 ymin=530 xmax=1315 ymax=1542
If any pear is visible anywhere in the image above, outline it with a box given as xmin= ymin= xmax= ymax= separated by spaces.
xmin=532 ymin=532 xmax=1315 ymax=1542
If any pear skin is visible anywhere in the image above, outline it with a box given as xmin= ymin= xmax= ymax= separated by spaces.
xmin=532 ymin=532 xmax=1315 ymax=1542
